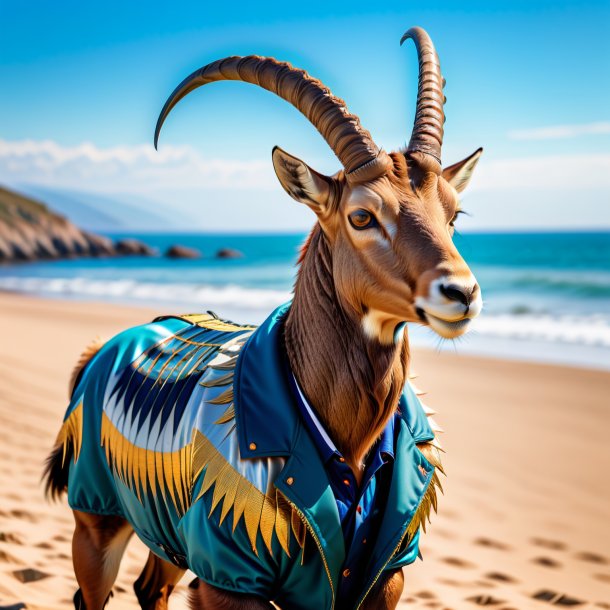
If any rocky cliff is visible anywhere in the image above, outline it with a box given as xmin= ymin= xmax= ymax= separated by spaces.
xmin=0 ymin=186 xmax=115 ymax=263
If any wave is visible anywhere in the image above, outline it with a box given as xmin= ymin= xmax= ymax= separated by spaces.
xmin=0 ymin=276 xmax=290 ymax=313
xmin=475 ymin=267 xmax=610 ymax=298
xmin=1 ymin=276 xmax=609 ymax=348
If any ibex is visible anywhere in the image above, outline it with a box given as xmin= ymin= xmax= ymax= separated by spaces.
xmin=44 ymin=27 xmax=482 ymax=610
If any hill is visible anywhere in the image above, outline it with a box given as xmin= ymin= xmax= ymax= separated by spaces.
xmin=0 ymin=185 xmax=114 ymax=262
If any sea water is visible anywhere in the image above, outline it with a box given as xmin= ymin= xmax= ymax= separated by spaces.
xmin=1 ymin=231 xmax=609 ymax=370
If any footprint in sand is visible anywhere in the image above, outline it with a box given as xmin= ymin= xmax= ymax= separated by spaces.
xmin=532 ymin=590 xmax=585 ymax=606
xmin=473 ymin=537 xmax=511 ymax=551
xmin=531 ymin=537 xmax=568 ymax=551
xmin=484 ymin=572 xmax=518 ymax=584
xmin=466 ymin=594 xmax=506 ymax=605
xmin=0 ymin=532 xmax=23 ymax=544
xmin=594 ymin=573 xmax=610 ymax=583
xmin=575 ymin=551 xmax=608 ymax=565
xmin=414 ymin=590 xmax=437 ymax=600
xmin=442 ymin=557 xmax=477 ymax=569
xmin=0 ymin=549 xmax=21 ymax=564
xmin=12 ymin=567 xmax=50 ymax=583
xmin=533 ymin=556 xmax=563 ymax=568
xmin=9 ymin=509 xmax=36 ymax=523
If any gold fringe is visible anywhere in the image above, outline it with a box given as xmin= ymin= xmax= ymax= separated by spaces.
xmin=209 ymin=357 xmax=239 ymax=371
xmin=200 ymin=372 xmax=234 ymax=388
xmin=56 ymin=402 xmax=84 ymax=465
xmin=208 ymin=387 xmax=234 ymax=405
xmin=214 ymin=404 xmax=236 ymax=425
xmin=408 ymin=382 xmax=446 ymax=543
xmin=100 ymin=413 xmax=193 ymax=517
xmin=178 ymin=314 xmax=256 ymax=333
xmin=191 ymin=430 xmax=304 ymax=557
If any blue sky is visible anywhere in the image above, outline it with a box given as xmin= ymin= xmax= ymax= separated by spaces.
xmin=1 ymin=0 xmax=609 ymax=231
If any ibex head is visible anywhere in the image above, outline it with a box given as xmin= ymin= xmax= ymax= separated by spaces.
xmin=155 ymin=27 xmax=483 ymax=343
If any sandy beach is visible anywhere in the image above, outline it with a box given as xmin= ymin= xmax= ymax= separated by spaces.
xmin=0 ymin=292 xmax=609 ymax=610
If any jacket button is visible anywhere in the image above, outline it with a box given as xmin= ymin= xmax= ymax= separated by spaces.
xmin=286 ymin=477 xmax=294 ymax=486
xmin=249 ymin=442 xmax=257 ymax=451
xmin=342 ymin=568 xmax=351 ymax=577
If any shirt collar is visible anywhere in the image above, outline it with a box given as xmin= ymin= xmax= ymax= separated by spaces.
xmin=288 ymin=365 xmax=396 ymax=466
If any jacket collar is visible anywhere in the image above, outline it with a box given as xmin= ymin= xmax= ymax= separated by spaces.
xmin=234 ymin=302 xmax=296 ymax=458
xmin=233 ymin=302 xmax=434 ymax=459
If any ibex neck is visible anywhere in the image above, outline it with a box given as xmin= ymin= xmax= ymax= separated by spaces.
xmin=283 ymin=226 xmax=409 ymax=474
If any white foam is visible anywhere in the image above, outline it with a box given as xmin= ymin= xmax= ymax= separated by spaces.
xmin=1 ymin=276 xmax=609 ymax=362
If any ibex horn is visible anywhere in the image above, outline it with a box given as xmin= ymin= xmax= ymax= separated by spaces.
xmin=154 ymin=55 xmax=391 ymax=182
xmin=401 ymin=27 xmax=446 ymax=169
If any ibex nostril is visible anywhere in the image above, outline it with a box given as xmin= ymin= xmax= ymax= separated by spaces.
xmin=439 ymin=284 xmax=470 ymax=307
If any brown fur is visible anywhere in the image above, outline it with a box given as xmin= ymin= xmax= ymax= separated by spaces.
xmin=69 ymin=336 xmax=105 ymax=396
xmin=284 ymin=225 xmax=409 ymax=474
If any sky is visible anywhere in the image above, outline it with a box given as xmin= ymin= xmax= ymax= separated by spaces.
xmin=0 ymin=0 xmax=609 ymax=231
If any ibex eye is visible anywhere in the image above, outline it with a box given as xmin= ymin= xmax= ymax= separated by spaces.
xmin=449 ymin=209 xmax=466 ymax=227
xmin=349 ymin=210 xmax=377 ymax=230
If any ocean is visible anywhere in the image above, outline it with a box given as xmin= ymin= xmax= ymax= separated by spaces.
xmin=1 ymin=231 xmax=609 ymax=370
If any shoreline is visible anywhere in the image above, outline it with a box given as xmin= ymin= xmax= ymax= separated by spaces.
xmin=2 ymin=286 xmax=610 ymax=372
xmin=0 ymin=292 xmax=609 ymax=609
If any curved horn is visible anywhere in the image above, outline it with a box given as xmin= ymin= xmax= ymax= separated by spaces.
xmin=400 ymin=27 xmax=446 ymax=166
xmin=154 ymin=55 xmax=390 ymax=181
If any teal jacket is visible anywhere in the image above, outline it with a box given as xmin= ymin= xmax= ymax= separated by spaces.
xmin=57 ymin=303 xmax=442 ymax=609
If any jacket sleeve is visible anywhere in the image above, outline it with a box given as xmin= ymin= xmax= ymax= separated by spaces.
xmin=384 ymin=530 xmax=420 ymax=571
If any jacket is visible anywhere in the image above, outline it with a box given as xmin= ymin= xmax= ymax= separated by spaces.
xmin=57 ymin=303 xmax=442 ymax=609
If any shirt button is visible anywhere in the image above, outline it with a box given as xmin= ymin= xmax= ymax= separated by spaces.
xmin=342 ymin=568 xmax=351 ymax=577
xmin=343 ymin=479 xmax=350 ymax=486
xmin=249 ymin=442 xmax=257 ymax=451
xmin=362 ymin=538 xmax=367 ymax=544
xmin=338 ymin=457 xmax=345 ymax=463
xmin=357 ymin=505 xmax=362 ymax=514
xmin=286 ymin=477 xmax=294 ymax=486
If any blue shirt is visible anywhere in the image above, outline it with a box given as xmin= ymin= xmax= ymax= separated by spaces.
xmin=288 ymin=370 xmax=398 ymax=607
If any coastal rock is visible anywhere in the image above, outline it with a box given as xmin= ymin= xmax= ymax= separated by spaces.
xmin=0 ymin=186 xmax=114 ymax=263
xmin=215 ymin=248 xmax=244 ymax=259
xmin=165 ymin=244 xmax=201 ymax=259
xmin=114 ymin=238 xmax=156 ymax=256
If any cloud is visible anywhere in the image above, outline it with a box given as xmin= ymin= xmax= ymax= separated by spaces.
xmin=469 ymin=153 xmax=610 ymax=191
xmin=1 ymin=138 xmax=609 ymax=230
xmin=0 ymin=138 xmax=276 ymax=193
xmin=508 ymin=121 xmax=610 ymax=141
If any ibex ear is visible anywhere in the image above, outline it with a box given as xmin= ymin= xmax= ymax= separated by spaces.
xmin=442 ymin=147 xmax=483 ymax=193
xmin=272 ymin=146 xmax=334 ymax=212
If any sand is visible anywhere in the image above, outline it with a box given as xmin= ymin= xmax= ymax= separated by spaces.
xmin=0 ymin=292 xmax=609 ymax=609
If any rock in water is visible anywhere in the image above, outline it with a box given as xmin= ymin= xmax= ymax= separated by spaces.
xmin=166 ymin=244 xmax=202 ymax=259
xmin=216 ymin=248 xmax=244 ymax=259
xmin=115 ymin=238 xmax=156 ymax=256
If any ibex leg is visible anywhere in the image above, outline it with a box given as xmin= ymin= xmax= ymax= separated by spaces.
xmin=134 ymin=550 xmax=185 ymax=610
xmin=72 ymin=510 xmax=133 ymax=609
xmin=359 ymin=568 xmax=404 ymax=610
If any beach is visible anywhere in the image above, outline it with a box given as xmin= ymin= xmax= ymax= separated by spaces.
xmin=0 ymin=292 xmax=609 ymax=609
